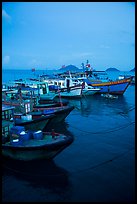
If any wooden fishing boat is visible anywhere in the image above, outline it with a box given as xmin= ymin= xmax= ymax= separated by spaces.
xmin=2 ymin=125 xmax=74 ymax=161
xmin=2 ymin=104 xmax=55 ymax=131
xmin=56 ymin=84 xmax=82 ymax=98
xmin=3 ymin=103 xmax=73 ymax=131
xmin=86 ymin=77 xmax=133 ymax=95
xmin=35 ymin=100 xmax=69 ymax=107
xmin=31 ymin=105 xmax=74 ymax=130
xmin=14 ymin=114 xmax=55 ymax=131
xmin=41 ymin=76 xmax=83 ymax=98
xmin=5 ymin=79 xmax=58 ymax=101
xmin=58 ymin=76 xmax=101 ymax=96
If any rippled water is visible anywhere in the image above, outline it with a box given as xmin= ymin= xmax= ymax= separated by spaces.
xmin=2 ymin=70 xmax=135 ymax=202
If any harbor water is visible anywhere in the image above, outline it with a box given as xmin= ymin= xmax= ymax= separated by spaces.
xmin=2 ymin=69 xmax=135 ymax=202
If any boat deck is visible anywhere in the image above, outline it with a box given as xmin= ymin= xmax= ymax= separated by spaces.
xmin=3 ymin=134 xmax=66 ymax=147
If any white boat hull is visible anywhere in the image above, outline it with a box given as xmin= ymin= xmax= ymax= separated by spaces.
xmin=82 ymin=88 xmax=100 ymax=96
xmin=40 ymin=93 xmax=57 ymax=101
xmin=59 ymin=86 xmax=82 ymax=98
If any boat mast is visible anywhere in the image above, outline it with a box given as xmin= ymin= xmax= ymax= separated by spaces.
xmin=81 ymin=62 xmax=85 ymax=73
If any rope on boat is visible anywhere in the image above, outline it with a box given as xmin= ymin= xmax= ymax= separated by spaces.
xmin=69 ymin=121 xmax=135 ymax=134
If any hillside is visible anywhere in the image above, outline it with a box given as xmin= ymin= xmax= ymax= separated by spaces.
xmin=106 ymin=67 xmax=120 ymax=72
xmin=130 ymin=68 xmax=135 ymax=72
xmin=59 ymin=64 xmax=80 ymax=72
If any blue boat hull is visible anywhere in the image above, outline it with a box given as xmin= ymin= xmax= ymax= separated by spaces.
xmin=2 ymin=133 xmax=74 ymax=161
xmin=87 ymin=78 xmax=132 ymax=95
xmin=95 ymin=82 xmax=129 ymax=94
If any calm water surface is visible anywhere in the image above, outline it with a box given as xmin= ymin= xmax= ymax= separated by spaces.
xmin=2 ymin=70 xmax=135 ymax=202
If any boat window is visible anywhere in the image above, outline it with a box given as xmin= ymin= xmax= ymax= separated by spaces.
xmin=2 ymin=109 xmax=13 ymax=120
xmin=25 ymin=103 xmax=31 ymax=113
xmin=2 ymin=125 xmax=10 ymax=137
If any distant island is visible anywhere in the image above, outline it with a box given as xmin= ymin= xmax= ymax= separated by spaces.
xmin=59 ymin=64 xmax=80 ymax=72
xmin=105 ymin=67 xmax=120 ymax=72
xmin=130 ymin=68 xmax=135 ymax=72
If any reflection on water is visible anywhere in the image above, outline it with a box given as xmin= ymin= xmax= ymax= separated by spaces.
xmin=46 ymin=120 xmax=75 ymax=138
xmin=2 ymin=157 xmax=71 ymax=202
xmin=68 ymin=95 xmax=133 ymax=119
xmin=3 ymin=158 xmax=69 ymax=188
xmin=68 ymin=97 xmax=91 ymax=117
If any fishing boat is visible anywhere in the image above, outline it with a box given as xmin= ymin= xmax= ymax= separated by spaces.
xmin=79 ymin=60 xmax=133 ymax=95
xmin=14 ymin=114 xmax=55 ymax=131
xmin=37 ymin=98 xmax=69 ymax=105
xmin=85 ymin=77 xmax=133 ymax=95
xmin=58 ymin=85 xmax=82 ymax=98
xmin=2 ymin=125 xmax=74 ymax=161
xmin=2 ymin=92 xmax=73 ymax=131
xmin=9 ymin=99 xmax=74 ymax=130
xmin=43 ymin=70 xmax=100 ymax=97
xmin=5 ymin=79 xmax=58 ymax=101
xmin=2 ymin=104 xmax=55 ymax=131
xmin=2 ymin=86 xmax=65 ymax=113
xmin=71 ymin=79 xmax=101 ymax=96
xmin=31 ymin=105 xmax=74 ymax=130
xmin=2 ymin=88 xmax=39 ymax=110
xmin=40 ymin=74 xmax=83 ymax=98
xmin=48 ymin=80 xmax=83 ymax=98
xmin=13 ymin=105 xmax=74 ymax=131
xmin=55 ymin=60 xmax=133 ymax=95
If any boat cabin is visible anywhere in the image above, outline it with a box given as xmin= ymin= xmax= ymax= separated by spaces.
xmin=2 ymin=104 xmax=15 ymax=121
xmin=2 ymin=105 xmax=15 ymax=140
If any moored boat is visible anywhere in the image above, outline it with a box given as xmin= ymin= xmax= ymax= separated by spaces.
xmin=2 ymin=104 xmax=55 ymax=131
xmin=31 ymin=105 xmax=74 ymax=130
xmin=40 ymin=74 xmax=83 ymax=98
xmin=76 ymin=81 xmax=101 ymax=96
xmin=58 ymin=85 xmax=82 ymax=98
xmin=86 ymin=77 xmax=133 ymax=95
xmin=14 ymin=114 xmax=55 ymax=131
xmin=37 ymin=100 xmax=69 ymax=106
xmin=2 ymin=125 xmax=74 ymax=161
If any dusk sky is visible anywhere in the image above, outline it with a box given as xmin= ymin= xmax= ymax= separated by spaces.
xmin=2 ymin=2 xmax=135 ymax=71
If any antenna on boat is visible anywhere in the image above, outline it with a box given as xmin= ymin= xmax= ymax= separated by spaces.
xmin=30 ymin=89 xmax=33 ymax=112
xmin=81 ymin=62 xmax=85 ymax=72
xmin=57 ymin=87 xmax=63 ymax=107
xmin=18 ymin=87 xmax=22 ymax=103
xmin=86 ymin=60 xmax=90 ymax=71
xmin=69 ymin=70 xmax=72 ymax=78
xmin=31 ymin=68 xmax=36 ymax=77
